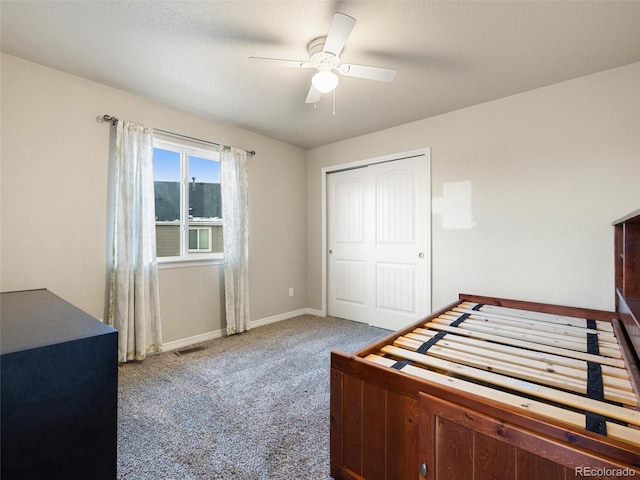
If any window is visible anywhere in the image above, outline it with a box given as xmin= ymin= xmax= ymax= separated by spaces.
xmin=153 ymin=136 xmax=222 ymax=262
xmin=189 ymin=226 xmax=213 ymax=252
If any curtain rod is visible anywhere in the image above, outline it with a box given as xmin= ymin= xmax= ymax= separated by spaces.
xmin=101 ymin=114 xmax=256 ymax=156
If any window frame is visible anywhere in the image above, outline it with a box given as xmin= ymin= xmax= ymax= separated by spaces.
xmin=153 ymin=136 xmax=223 ymax=267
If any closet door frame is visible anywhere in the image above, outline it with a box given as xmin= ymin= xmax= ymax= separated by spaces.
xmin=320 ymin=148 xmax=431 ymax=326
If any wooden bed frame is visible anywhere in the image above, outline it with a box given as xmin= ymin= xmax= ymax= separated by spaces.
xmin=330 ymin=211 xmax=640 ymax=480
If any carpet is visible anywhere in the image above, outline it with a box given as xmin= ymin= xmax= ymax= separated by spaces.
xmin=117 ymin=315 xmax=389 ymax=479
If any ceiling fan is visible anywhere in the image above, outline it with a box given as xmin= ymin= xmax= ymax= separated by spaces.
xmin=249 ymin=13 xmax=396 ymax=104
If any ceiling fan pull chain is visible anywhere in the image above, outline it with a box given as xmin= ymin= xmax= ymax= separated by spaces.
xmin=333 ymin=89 xmax=336 ymax=116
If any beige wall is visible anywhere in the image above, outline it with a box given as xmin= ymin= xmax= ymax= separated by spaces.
xmin=307 ymin=62 xmax=640 ymax=313
xmin=0 ymin=54 xmax=308 ymax=343
xmin=3 ymin=52 xmax=638 ymax=345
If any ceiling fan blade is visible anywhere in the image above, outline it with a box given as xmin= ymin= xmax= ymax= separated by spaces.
xmin=339 ymin=63 xmax=397 ymax=82
xmin=249 ymin=57 xmax=313 ymax=69
xmin=305 ymin=85 xmax=322 ymax=104
xmin=323 ymin=13 xmax=356 ymax=56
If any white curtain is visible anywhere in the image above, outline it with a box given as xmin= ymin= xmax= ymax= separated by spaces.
xmin=221 ymin=147 xmax=251 ymax=335
xmin=108 ymin=120 xmax=162 ymax=362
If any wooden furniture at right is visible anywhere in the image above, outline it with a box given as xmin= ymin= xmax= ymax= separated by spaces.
xmin=614 ymin=208 xmax=640 ymax=358
xmin=330 ymin=209 xmax=640 ymax=480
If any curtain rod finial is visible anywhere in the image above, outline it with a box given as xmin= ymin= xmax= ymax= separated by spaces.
xmin=99 ymin=114 xmax=118 ymax=126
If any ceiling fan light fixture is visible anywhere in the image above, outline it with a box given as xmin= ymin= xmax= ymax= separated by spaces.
xmin=249 ymin=13 xmax=395 ymax=104
xmin=312 ymin=70 xmax=339 ymax=93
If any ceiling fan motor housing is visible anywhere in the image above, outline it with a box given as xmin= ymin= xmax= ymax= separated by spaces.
xmin=308 ymin=36 xmax=341 ymax=70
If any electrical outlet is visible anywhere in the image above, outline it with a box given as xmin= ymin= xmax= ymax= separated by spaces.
xmin=289 ymin=287 xmax=294 ymax=297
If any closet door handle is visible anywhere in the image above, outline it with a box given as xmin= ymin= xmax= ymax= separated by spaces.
xmin=418 ymin=252 xmax=425 ymax=258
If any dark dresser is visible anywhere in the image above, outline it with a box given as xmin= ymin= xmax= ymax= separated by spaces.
xmin=1 ymin=289 xmax=118 ymax=479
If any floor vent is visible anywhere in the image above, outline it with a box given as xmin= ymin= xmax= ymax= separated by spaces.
xmin=174 ymin=346 xmax=206 ymax=356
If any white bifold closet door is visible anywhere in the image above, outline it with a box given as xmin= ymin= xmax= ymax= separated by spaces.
xmin=327 ymin=154 xmax=430 ymax=331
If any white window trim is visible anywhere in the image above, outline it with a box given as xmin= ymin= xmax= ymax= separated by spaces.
xmin=153 ymin=136 xmax=223 ymax=267
xmin=157 ymin=257 xmax=224 ymax=269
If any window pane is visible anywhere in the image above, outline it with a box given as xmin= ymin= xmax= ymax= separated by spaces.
xmin=188 ymin=155 xmax=220 ymax=221
xmin=189 ymin=228 xmax=198 ymax=250
xmin=188 ymin=156 xmax=221 ymax=255
xmin=199 ymin=228 xmax=210 ymax=250
xmin=154 ymin=148 xmax=181 ymax=257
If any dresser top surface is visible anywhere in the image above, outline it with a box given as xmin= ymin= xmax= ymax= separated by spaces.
xmin=1 ymin=289 xmax=116 ymax=355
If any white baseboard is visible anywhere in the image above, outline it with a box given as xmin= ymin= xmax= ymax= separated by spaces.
xmin=249 ymin=307 xmax=317 ymax=328
xmin=160 ymin=329 xmax=226 ymax=353
xmin=305 ymin=308 xmax=324 ymax=317
xmin=160 ymin=308 xmax=325 ymax=353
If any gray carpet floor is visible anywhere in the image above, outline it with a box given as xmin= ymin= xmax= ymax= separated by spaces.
xmin=117 ymin=315 xmax=390 ymax=480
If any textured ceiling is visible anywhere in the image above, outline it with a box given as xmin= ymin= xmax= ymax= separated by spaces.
xmin=2 ymin=0 xmax=639 ymax=149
